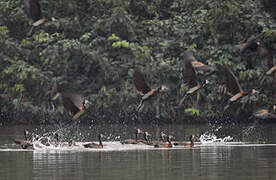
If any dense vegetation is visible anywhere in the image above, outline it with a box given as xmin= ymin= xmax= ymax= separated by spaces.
xmin=0 ymin=0 xmax=275 ymax=125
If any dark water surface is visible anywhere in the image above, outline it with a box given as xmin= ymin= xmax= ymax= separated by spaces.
xmin=1 ymin=123 xmax=276 ymax=180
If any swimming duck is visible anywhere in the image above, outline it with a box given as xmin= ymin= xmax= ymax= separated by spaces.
xmin=140 ymin=131 xmax=153 ymax=145
xmin=13 ymin=129 xmax=33 ymax=149
xmin=121 ymin=128 xmax=144 ymax=144
xmin=142 ymin=131 xmax=167 ymax=145
xmin=173 ymin=135 xmax=195 ymax=147
xmin=83 ymin=134 xmax=105 ymax=149
xmin=159 ymin=132 xmax=167 ymax=142
xmin=52 ymin=132 xmax=75 ymax=147
xmin=154 ymin=135 xmax=173 ymax=148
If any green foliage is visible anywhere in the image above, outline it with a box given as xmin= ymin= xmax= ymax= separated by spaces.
xmin=0 ymin=26 xmax=8 ymax=38
xmin=0 ymin=0 xmax=275 ymax=124
xmin=112 ymin=40 xmax=130 ymax=48
xmin=108 ymin=33 xmax=120 ymax=41
xmin=184 ymin=108 xmax=200 ymax=117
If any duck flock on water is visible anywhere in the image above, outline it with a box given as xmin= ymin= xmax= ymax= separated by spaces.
xmin=13 ymin=129 xmax=196 ymax=149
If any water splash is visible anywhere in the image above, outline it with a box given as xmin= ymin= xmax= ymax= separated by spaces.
xmin=199 ymin=132 xmax=233 ymax=144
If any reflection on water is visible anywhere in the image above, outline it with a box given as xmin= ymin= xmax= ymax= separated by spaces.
xmin=1 ymin=146 xmax=276 ymax=180
xmin=1 ymin=123 xmax=276 ymax=179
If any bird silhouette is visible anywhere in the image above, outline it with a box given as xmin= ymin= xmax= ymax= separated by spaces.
xmin=251 ymin=108 xmax=276 ymax=120
xmin=239 ymin=37 xmax=274 ymax=73
xmin=142 ymin=131 xmax=167 ymax=145
xmin=221 ymin=65 xmax=246 ymax=102
xmin=24 ymin=0 xmax=56 ymax=37
xmin=260 ymin=64 xmax=276 ymax=86
xmin=133 ymin=68 xmax=168 ymax=111
xmin=46 ymin=83 xmax=90 ymax=121
xmin=183 ymin=51 xmax=213 ymax=72
xmin=179 ymin=51 xmax=209 ymax=107
xmin=154 ymin=135 xmax=174 ymax=148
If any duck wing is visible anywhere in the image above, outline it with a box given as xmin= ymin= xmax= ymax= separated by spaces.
xmin=182 ymin=56 xmax=198 ymax=88
xmin=222 ymin=65 xmax=243 ymax=95
xmin=133 ymin=68 xmax=151 ymax=95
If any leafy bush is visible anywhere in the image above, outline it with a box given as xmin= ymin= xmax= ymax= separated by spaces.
xmin=0 ymin=0 xmax=275 ymax=124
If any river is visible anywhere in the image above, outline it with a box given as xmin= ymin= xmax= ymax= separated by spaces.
xmin=1 ymin=122 xmax=276 ymax=180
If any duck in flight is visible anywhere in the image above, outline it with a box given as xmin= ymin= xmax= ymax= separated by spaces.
xmin=179 ymin=51 xmax=209 ymax=107
xmin=239 ymin=37 xmax=274 ymax=73
xmin=24 ymin=0 xmax=56 ymax=36
xmin=46 ymin=83 xmax=90 ymax=121
xmin=133 ymin=68 xmax=168 ymax=111
xmin=251 ymin=108 xmax=276 ymax=120
xmin=221 ymin=65 xmax=247 ymax=103
xmin=183 ymin=51 xmax=213 ymax=72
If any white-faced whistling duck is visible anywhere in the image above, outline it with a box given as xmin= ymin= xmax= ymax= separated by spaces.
xmin=154 ymin=135 xmax=173 ymax=148
xmin=24 ymin=0 xmax=44 ymax=36
xmin=46 ymin=83 xmax=90 ymax=121
xmin=251 ymin=108 xmax=276 ymax=120
xmin=83 ymin=134 xmax=105 ymax=149
xmin=53 ymin=132 xmax=72 ymax=147
xmin=183 ymin=51 xmax=213 ymax=72
xmin=221 ymin=65 xmax=247 ymax=103
xmin=173 ymin=135 xmax=195 ymax=147
xmin=24 ymin=0 xmax=56 ymax=37
xmin=159 ymin=132 xmax=167 ymax=143
xmin=179 ymin=51 xmax=209 ymax=107
xmin=13 ymin=129 xmax=33 ymax=149
xmin=239 ymin=37 xmax=274 ymax=73
xmin=121 ymin=128 xmax=143 ymax=144
xmin=133 ymin=68 xmax=169 ymax=111
xmin=142 ymin=131 xmax=167 ymax=145
xmin=140 ymin=131 xmax=152 ymax=145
